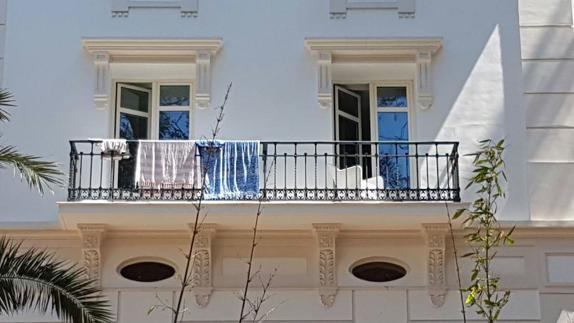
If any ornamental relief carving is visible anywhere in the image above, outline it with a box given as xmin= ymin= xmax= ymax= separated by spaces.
xmin=423 ymin=223 xmax=449 ymax=308
xmin=313 ymin=223 xmax=340 ymax=307
xmin=78 ymin=224 xmax=106 ymax=286
xmin=189 ymin=224 xmax=216 ymax=307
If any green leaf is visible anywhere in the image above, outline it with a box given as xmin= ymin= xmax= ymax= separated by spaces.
xmin=452 ymin=209 xmax=465 ymax=220
xmin=0 ymin=145 xmax=64 ymax=195
xmin=0 ymin=237 xmax=113 ymax=323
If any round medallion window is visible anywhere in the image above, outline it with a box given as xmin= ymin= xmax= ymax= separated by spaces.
xmin=351 ymin=260 xmax=407 ymax=282
xmin=119 ymin=261 xmax=175 ymax=282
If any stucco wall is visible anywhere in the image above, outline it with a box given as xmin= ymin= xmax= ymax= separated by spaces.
xmin=519 ymin=0 xmax=574 ymax=221
xmin=0 ymin=0 xmax=528 ymax=222
xmin=3 ymin=233 xmax=574 ymax=322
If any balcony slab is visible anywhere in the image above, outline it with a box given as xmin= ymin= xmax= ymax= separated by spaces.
xmin=58 ymin=200 xmax=468 ymax=231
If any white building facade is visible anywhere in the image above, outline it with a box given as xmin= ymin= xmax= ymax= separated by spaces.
xmin=0 ymin=0 xmax=571 ymax=322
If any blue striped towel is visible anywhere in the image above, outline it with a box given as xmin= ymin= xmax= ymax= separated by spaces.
xmin=196 ymin=140 xmax=260 ymax=199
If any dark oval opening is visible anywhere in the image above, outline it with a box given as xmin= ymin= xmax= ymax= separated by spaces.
xmin=351 ymin=261 xmax=407 ymax=282
xmin=120 ymin=261 xmax=175 ymax=282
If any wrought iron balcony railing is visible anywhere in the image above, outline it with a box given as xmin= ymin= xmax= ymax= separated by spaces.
xmin=68 ymin=140 xmax=460 ymax=202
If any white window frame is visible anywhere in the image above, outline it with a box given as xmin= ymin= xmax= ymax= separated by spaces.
xmin=152 ymin=82 xmax=193 ymax=140
xmin=113 ymin=80 xmax=194 ymax=140
xmin=369 ymin=81 xmax=415 ymax=186
xmin=114 ymin=83 xmax=152 ymax=139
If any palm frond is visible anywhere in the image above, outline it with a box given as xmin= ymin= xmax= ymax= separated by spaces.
xmin=0 ymin=89 xmax=15 ymax=123
xmin=0 ymin=237 xmax=113 ymax=323
xmin=0 ymin=145 xmax=64 ymax=195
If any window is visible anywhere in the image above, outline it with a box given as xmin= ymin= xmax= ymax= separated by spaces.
xmin=374 ymin=84 xmax=412 ymax=189
xmin=115 ymin=82 xmax=192 ymax=140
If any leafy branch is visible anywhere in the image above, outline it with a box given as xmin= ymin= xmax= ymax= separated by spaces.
xmin=452 ymin=139 xmax=515 ymax=323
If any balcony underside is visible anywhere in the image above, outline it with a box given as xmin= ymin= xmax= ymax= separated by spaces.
xmin=58 ymin=200 xmax=468 ymax=231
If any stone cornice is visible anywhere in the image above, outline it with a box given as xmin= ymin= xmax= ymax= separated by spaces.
xmin=305 ymin=37 xmax=442 ymax=57
xmin=82 ymin=38 xmax=223 ymax=58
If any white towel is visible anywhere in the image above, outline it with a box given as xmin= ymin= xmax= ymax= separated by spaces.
xmin=135 ymin=141 xmax=200 ymax=189
xmin=99 ymin=139 xmax=128 ymax=156
xmin=557 ymin=310 xmax=574 ymax=323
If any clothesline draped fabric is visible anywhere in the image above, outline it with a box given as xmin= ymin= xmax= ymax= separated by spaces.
xmin=134 ymin=140 xmax=260 ymax=199
xmin=135 ymin=140 xmax=201 ymax=189
xmin=197 ymin=140 xmax=260 ymax=199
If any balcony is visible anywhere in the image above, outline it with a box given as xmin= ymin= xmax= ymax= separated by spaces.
xmin=67 ymin=140 xmax=460 ymax=203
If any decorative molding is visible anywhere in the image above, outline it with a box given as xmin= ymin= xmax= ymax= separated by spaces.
xmin=78 ymin=224 xmax=106 ymax=287
xmin=317 ymin=51 xmax=332 ymax=109
xmin=93 ymin=52 xmax=110 ymax=110
xmin=195 ymin=51 xmax=211 ymax=109
xmin=189 ymin=223 xmax=216 ymax=307
xmin=313 ymin=223 xmax=340 ymax=307
xmin=305 ymin=38 xmax=442 ymax=110
xmin=416 ymin=51 xmax=433 ymax=109
xmin=111 ymin=0 xmax=198 ymax=18
xmin=82 ymin=38 xmax=223 ymax=110
xmin=329 ymin=0 xmax=415 ymax=19
xmin=422 ymin=223 xmax=449 ymax=308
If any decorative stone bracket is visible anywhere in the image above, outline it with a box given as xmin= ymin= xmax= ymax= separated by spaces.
xmin=330 ymin=0 xmax=415 ymax=19
xmin=83 ymin=38 xmax=222 ymax=110
xmin=416 ymin=51 xmax=433 ymax=110
xmin=422 ymin=223 xmax=449 ymax=308
xmin=111 ymin=0 xmax=199 ymax=18
xmin=313 ymin=223 xmax=340 ymax=307
xmin=305 ymin=38 xmax=442 ymax=110
xmin=189 ymin=223 xmax=216 ymax=307
xmin=317 ymin=52 xmax=333 ymax=109
xmin=78 ymin=224 xmax=106 ymax=287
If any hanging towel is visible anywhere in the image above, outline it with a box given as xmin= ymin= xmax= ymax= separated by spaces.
xmin=135 ymin=141 xmax=200 ymax=189
xmin=99 ymin=139 xmax=128 ymax=157
xmin=196 ymin=140 xmax=260 ymax=199
xmin=557 ymin=310 xmax=574 ymax=323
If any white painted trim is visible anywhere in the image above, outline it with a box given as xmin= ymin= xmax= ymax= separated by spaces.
xmin=83 ymin=38 xmax=222 ymax=110
xmin=329 ymin=0 xmax=415 ymax=19
xmin=306 ymin=38 xmax=441 ymax=110
xmin=111 ymin=0 xmax=199 ymax=18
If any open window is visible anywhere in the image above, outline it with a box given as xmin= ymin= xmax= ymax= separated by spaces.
xmin=114 ymin=81 xmax=192 ymax=188
xmin=115 ymin=82 xmax=192 ymax=141
xmin=334 ymin=82 xmax=413 ymax=189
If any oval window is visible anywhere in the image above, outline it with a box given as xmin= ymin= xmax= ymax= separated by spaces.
xmin=351 ymin=261 xmax=407 ymax=282
xmin=120 ymin=261 xmax=175 ymax=282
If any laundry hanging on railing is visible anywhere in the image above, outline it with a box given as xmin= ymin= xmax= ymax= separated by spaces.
xmin=196 ymin=140 xmax=260 ymax=199
xmin=98 ymin=139 xmax=128 ymax=157
xmin=134 ymin=140 xmax=201 ymax=189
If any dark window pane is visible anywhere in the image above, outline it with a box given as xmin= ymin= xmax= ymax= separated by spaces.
xmin=160 ymin=85 xmax=190 ymax=106
xmin=378 ymin=112 xmax=409 ymax=188
xmin=338 ymin=117 xmax=360 ymax=168
xmin=120 ymin=261 xmax=175 ymax=282
xmin=337 ymin=90 xmax=360 ymax=117
xmin=120 ymin=87 xmax=149 ymax=112
xmin=351 ymin=261 xmax=407 ymax=282
xmin=159 ymin=111 xmax=189 ymax=140
xmin=377 ymin=87 xmax=407 ymax=108
xmin=119 ymin=113 xmax=148 ymax=140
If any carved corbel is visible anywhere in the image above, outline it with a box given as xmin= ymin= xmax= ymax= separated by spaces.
xmin=189 ymin=223 xmax=216 ymax=307
xmin=111 ymin=0 xmax=129 ymax=17
xmin=422 ymin=223 xmax=449 ymax=307
xmin=416 ymin=51 xmax=433 ymax=110
xmin=313 ymin=223 xmax=340 ymax=307
xmin=195 ymin=51 xmax=212 ymax=109
xmin=92 ymin=52 xmax=110 ymax=110
xmin=180 ymin=0 xmax=199 ymax=17
xmin=78 ymin=224 xmax=106 ymax=287
xmin=317 ymin=51 xmax=332 ymax=109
